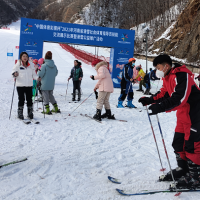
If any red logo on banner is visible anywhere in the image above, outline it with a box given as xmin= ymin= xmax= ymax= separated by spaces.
xmin=16 ymin=46 xmax=19 ymax=49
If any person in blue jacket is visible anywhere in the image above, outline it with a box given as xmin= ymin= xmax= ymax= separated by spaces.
xmin=144 ymin=68 xmax=160 ymax=95
xmin=117 ymin=58 xmax=136 ymax=108
xmin=37 ymin=51 xmax=60 ymax=114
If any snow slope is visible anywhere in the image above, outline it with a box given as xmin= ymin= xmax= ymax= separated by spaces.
xmin=0 ymin=20 xmax=196 ymax=200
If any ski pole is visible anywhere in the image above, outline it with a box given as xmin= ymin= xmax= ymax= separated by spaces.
xmin=9 ymin=79 xmax=16 ymax=120
xmin=65 ymin=80 xmax=69 ymax=101
xmin=41 ymin=90 xmax=45 ymax=119
xmin=67 ymin=92 xmax=93 ymax=118
xmin=155 ymin=114 xmax=180 ymax=195
xmin=145 ymin=106 xmax=166 ymax=173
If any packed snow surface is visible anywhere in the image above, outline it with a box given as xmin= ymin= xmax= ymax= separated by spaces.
xmin=0 ymin=20 xmax=197 ymax=200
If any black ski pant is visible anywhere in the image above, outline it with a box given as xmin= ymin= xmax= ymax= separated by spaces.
xmin=73 ymin=81 xmax=81 ymax=95
xmin=17 ymin=86 xmax=32 ymax=107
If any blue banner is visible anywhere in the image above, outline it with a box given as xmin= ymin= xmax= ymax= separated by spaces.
xmin=19 ymin=18 xmax=135 ymax=87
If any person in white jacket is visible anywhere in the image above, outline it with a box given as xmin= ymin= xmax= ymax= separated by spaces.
xmin=12 ymin=52 xmax=38 ymax=120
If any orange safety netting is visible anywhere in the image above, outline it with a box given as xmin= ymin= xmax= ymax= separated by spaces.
xmin=59 ymin=43 xmax=109 ymax=66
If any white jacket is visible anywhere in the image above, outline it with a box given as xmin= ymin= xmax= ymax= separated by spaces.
xmin=12 ymin=60 xmax=38 ymax=87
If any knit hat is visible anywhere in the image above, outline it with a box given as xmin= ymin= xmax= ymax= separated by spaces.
xmin=91 ymin=59 xmax=102 ymax=67
xmin=38 ymin=58 xmax=44 ymax=65
xmin=45 ymin=51 xmax=52 ymax=59
xmin=33 ymin=59 xmax=38 ymax=64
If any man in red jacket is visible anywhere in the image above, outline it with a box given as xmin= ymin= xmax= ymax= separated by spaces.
xmin=139 ymin=54 xmax=200 ymax=190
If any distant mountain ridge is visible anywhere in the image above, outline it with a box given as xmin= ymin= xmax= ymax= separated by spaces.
xmin=0 ymin=0 xmax=42 ymax=27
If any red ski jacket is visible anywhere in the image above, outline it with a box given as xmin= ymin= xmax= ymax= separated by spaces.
xmin=151 ymin=64 xmax=200 ymax=140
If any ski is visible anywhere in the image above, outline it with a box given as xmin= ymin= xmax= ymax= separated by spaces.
xmin=22 ymin=119 xmax=31 ymax=124
xmin=30 ymin=119 xmax=40 ymax=124
xmin=68 ymin=101 xmax=79 ymax=103
xmin=80 ymin=113 xmax=102 ymax=124
xmin=0 ymin=158 xmax=28 ymax=169
xmin=115 ymin=188 xmax=200 ymax=196
xmin=108 ymin=176 xmax=121 ymax=184
xmin=116 ymin=105 xmax=142 ymax=112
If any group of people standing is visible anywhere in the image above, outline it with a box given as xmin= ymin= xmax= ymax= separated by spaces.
xmin=11 ymin=52 xmax=200 ymax=190
xmin=12 ymin=51 xmax=59 ymax=119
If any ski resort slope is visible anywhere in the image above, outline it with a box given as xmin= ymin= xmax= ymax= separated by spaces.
xmin=0 ymin=20 xmax=196 ymax=200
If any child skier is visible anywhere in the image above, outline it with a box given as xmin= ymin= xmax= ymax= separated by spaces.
xmin=117 ymin=58 xmax=136 ymax=108
xmin=90 ymin=60 xmax=115 ymax=121
xmin=138 ymin=54 xmax=200 ymax=190
xmin=68 ymin=60 xmax=83 ymax=101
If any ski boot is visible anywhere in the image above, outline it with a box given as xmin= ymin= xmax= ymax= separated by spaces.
xmin=17 ymin=106 xmax=24 ymax=120
xmin=27 ymin=106 xmax=34 ymax=119
xmin=72 ymin=93 xmax=76 ymax=101
xmin=42 ymin=104 xmax=52 ymax=115
xmin=144 ymin=88 xmax=150 ymax=95
xmin=159 ymin=167 xmax=188 ymax=182
xmin=117 ymin=101 xmax=124 ymax=108
xmin=169 ymin=159 xmax=200 ymax=190
xmin=51 ymin=103 xmax=61 ymax=113
xmin=78 ymin=93 xmax=81 ymax=101
xmin=126 ymin=100 xmax=136 ymax=108
xmin=101 ymin=109 xmax=115 ymax=120
xmin=159 ymin=152 xmax=189 ymax=182
xmin=93 ymin=109 xmax=102 ymax=121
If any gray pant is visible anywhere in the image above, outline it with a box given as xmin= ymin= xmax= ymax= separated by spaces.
xmin=96 ymin=91 xmax=111 ymax=110
xmin=42 ymin=90 xmax=56 ymax=106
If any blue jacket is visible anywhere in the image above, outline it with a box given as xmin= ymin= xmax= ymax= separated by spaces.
xmin=122 ymin=63 xmax=133 ymax=82
xmin=37 ymin=59 xmax=58 ymax=90
xmin=149 ymin=70 xmax=159 ymax=81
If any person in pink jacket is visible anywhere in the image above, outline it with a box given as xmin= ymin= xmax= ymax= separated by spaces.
xmin=90 ymin=60 xmax=115 ymax=121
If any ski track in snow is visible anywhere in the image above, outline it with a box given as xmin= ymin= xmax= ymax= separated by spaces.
xmin=0 ymin=20 xmax=197 ymax=200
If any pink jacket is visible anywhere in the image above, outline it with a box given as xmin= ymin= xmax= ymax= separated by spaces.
xmin=94 ymin=61 xmax=114 ymax=93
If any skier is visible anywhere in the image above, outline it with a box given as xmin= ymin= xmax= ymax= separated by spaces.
xmin=138 ymin=54 xmax=200 ymax=190
xmin=90 ymin=60 xmax=115 ymax=121
xmin=12 ymin=52 xmax=38 ymax=120
xmin=37 ymin=51 xmax=60 ymax=114
xmin=68 ymin=60 xmax=83 ymax=101
xmin=135 ymin=65 xmax=146 ymax=92
xmin=117 ymin=58 xmax=136 ymax=108
xmin=143 ymin=68 xmax=160 ymax=95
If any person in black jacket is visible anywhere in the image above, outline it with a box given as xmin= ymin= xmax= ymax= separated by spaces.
xmin=68 ymin=60 xmax=83 ymax=101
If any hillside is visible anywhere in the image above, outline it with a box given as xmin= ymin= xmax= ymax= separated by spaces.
xmin=151 ymin=0 xmax=200 ymax=65
xmin=0 ymin=0 xmax=42 ymax=26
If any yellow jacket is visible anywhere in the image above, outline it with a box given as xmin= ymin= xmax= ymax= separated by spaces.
xmin=135 ymin=69 xmax=146 ymax=80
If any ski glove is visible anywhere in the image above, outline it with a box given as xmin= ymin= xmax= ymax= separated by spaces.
xmin=95 ymin=91 xmax=98 ymax=99
xmin=90 ymin=75 xmax=95 ymax=80
xmin=148 ymin=104 xmax=165 ymax=115
xmin=138 ymin=97 xmax=154 ymax=106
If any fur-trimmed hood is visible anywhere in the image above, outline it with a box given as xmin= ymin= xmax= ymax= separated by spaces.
xmin=95 ymin=61 xmax=108 ymax=70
